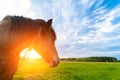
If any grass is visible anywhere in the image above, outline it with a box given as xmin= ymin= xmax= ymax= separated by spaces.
xmin=14 ymin=59 xmax=120 ymax=80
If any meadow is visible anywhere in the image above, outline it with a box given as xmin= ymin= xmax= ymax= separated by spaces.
xmin=14 ymin=59 xmax=120 ymax=80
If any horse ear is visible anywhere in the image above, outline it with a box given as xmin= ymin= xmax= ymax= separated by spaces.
xmin=47 ymin=19 xmax=52 ymax=28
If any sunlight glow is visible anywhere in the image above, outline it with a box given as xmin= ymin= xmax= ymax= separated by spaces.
xmin=20 ymin=48 xmax=42 ymax=59
xmin=19 ymin=48 xmax=50 ymax=72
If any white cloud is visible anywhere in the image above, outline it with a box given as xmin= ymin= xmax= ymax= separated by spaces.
xmin=0 ymin=0 xmax=120 ymax=58
xmin=51 ymin=0 xmax=120 ymax=58
xmin=0 ymin=0 xmax=34 ymax=20
xmin=77 ymin=5 xmax=120 ymax=44
xmin=81 ymin=0 xmax=89 ymax=4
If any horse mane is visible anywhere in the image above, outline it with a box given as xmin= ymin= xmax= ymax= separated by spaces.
xmin=2 ymin=15 xmax=56 ymax=40
xmin=3 ymin=15 xmax=46 ymax=33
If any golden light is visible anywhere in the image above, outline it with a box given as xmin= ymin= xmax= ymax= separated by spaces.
xmin=20 ymin=48 xmax=42 ymax=59
xmin=19 ymin=48 xmax=51 ymax=76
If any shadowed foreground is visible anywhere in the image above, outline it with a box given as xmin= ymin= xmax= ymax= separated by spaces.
xmin=14 ymin=59 xmax=120 ymax=80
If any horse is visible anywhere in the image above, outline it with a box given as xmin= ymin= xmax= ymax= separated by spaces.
xmin=0 ymin=15 xmax=60 ymax=80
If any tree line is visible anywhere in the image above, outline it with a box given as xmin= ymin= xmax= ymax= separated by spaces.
xmin=60 ymin=57 xmax=119 ymax=62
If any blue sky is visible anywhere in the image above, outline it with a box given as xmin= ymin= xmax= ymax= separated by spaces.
xmin=0 ymin=0 xmax=120 ymax=59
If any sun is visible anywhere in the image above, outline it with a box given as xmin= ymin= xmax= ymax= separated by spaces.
xmin=20 ymin=48 xmax=42 ymax=59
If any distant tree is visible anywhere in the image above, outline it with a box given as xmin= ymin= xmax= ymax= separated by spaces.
xmin=60 ymin=56 xmax=118 ymax=62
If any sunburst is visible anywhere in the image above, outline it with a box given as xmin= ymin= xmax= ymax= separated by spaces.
xmin=20 ymin=48 xmax=41 ymax=59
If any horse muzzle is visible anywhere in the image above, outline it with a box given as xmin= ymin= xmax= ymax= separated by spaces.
xmin=49 ymin=59 xmax=60 ymax=67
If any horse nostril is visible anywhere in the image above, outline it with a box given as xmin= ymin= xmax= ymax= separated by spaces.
xmin=50 ymin=61 xmax=56 ymax=67
xmin=49 ymin=60 xmax=59 ymax=67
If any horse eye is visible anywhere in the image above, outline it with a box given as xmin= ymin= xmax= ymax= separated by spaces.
xmin=52 ymin=37 xmax=55 ymax=41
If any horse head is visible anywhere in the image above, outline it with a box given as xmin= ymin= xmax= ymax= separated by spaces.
xmin=7 ymin=16 xmax=60 ymax=67
xmin=33 ymin=19 xmax=60 ymax=67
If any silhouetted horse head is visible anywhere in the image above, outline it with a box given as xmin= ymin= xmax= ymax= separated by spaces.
xmin=0 ymin=15 xmax=60 ymax=80
xmin=33 ymin=19 xmax=60 ymax=67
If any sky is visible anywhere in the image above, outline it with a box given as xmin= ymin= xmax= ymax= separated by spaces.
xmin=0 ymin=0 xmax=120 ymax=59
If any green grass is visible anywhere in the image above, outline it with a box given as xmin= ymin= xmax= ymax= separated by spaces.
xmin=14 ymin=59 xmax=120 ymax=80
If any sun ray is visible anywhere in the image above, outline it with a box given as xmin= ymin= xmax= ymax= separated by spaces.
xmin=20 ymin=48 xmax=42 ymax=59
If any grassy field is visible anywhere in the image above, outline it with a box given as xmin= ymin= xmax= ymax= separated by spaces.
xmin=14 ymin=59 xmax=120 ymax=80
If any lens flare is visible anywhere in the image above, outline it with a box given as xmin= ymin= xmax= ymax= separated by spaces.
xmin=20 ymin=48 xmax=41 ymax=59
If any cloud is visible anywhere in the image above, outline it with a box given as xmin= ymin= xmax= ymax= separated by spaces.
xmin=0 ymin=0 xmax=34 ymax=20
xmin=0 ymin=0 xmax=120 ymax=59
xmin=47 ymin=0 xmax=120 ymax=58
